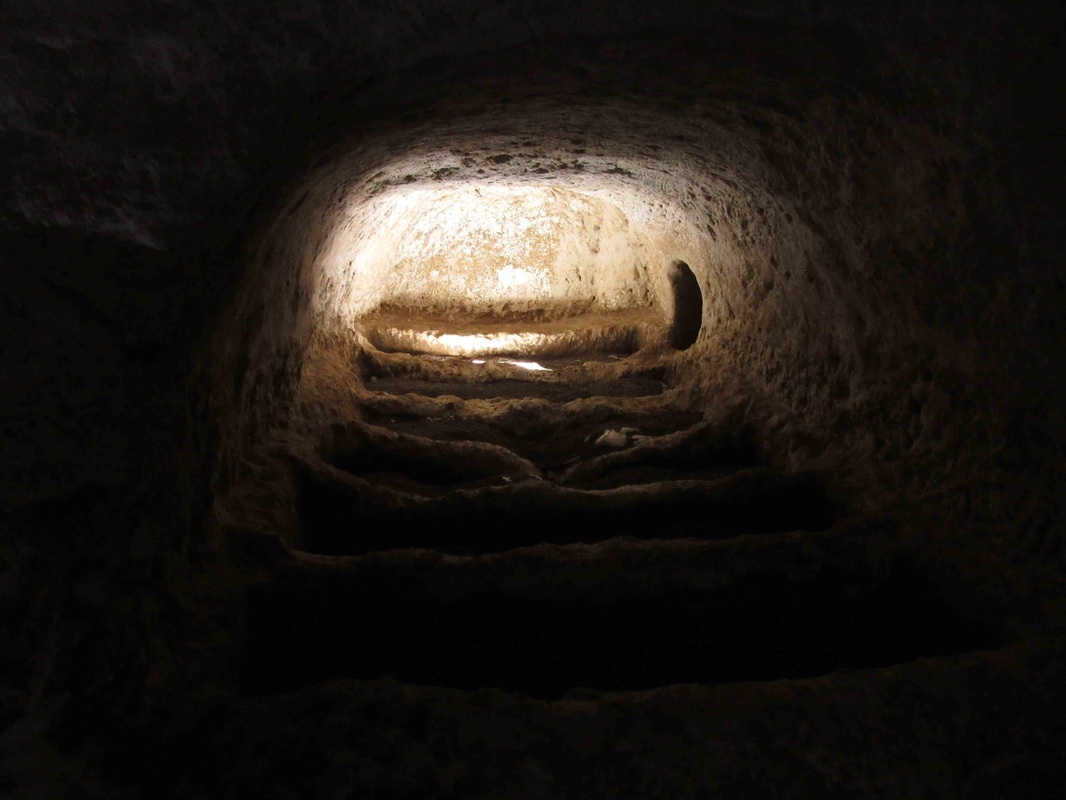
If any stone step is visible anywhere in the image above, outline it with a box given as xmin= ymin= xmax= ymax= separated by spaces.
xmin=291 ymin=456 xmax=841 ymax=556
xmin=356 ymin=307 xmax=666 ymax=357
xmin=168 ymin=635 xmax=1062 ymax=798
xmin=317 ymin=421 xmax=544 ymax=496
xmin=359 ymin=392 xmax=704 ymax=469
xmin=358 ymin=346 xmax=670 ymax=386
xmin=362 ymin=372 xmax=666 ymax=401
xmin=316 ymin=420 xmax=757 ymax=494
xmin=557 ymin=421 xmax=758 ymax=488
xmin=234 ymin=521 xmax=1004 ymax=698
xmin=358 ymin=345 xmax=671 ymax=400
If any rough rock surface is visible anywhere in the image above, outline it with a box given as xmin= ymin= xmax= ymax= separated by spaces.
xmin=2 ymin=1 xmax=1065 ymax=797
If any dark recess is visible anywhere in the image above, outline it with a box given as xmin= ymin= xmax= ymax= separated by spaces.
xmin=668 ymin=260 xmax=703 ymax=349
xmin=294 ymin=465 xmax=841 ymax=557
xmin=236 ymin=558 xmax=1002 ymax=699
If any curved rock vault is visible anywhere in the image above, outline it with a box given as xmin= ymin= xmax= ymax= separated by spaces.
xmin=3 ymin=2 xmax=1064 ymax=797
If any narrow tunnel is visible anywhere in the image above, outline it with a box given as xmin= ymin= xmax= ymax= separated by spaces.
xmin=209 ymin=26 xmax=1054 ymax=754
xmin=215 ymin=77 xmax=1006 ymax=699
xmin=4 ymin=3 xmax=1065 ymax=798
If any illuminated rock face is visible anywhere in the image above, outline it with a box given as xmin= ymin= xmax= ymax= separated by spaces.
xmin=2 ymin=2 xmax=1065 ymax=798
xmin=322 ymin=186 xmax=659 ymax=320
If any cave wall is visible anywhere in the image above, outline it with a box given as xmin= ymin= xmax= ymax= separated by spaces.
xmin=2 ymin=2 xmax=1064 ymax=790
xmin=4 ymin=1 xmax=1060 ymax=515
xmin=321 ymin=186 xmax=662 ymax=320
xmin=204 ymin=10 xmax=1065 ymax=538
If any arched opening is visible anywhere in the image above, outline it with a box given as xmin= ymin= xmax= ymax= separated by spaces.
xmin=668 ymin=260 xmax=702 ymax=350
xmin=206 ymin=58 xmax=1014 ymax=704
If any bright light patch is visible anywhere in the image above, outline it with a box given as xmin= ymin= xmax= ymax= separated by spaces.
xmin=319 ymin=183 xmax=663 ymax=320
xmin=470 ymin=357 xmax=550 ymax=371
xmin=375 ymin=188 xmax=558 ymax=308
xmin=371 ymin=328 xmax=557 ymax=357
xmin=434 ymin=332 xmax=544 ymax=355
xmin=500 ymin=359 xmax=552 ymax=372
xmin=496 ymin=265 xmax=539 ymax=290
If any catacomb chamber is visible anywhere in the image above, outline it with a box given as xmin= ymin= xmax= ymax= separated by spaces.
xmin=6 ymin=4 xmax=1063 ymax=796
xmin=209 ymin=81 xmax=1023 ymax=703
